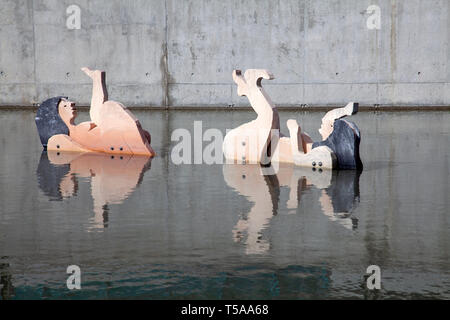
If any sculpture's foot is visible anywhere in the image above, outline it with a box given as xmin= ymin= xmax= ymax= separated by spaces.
xmin=342 ymin=101 xmax=359 ymax=116
xmin=286 ymin=119 xmax=299 ymax=133
xmin=292 ymin=145 xmax=337 ymax=169
xmin=81 ymin=67 xmax=102 ymax=80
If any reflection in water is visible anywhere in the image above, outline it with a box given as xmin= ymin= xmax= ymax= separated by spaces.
xmin=223 ymin=164 xmax=361 ymax=254
xmin=320 ymin=170 xmax=361 ymax=230
xmin=36 ymin=151 xmax=152 ymax=229
xmin=1 ymin=110 xmax=448 ymax=299
xmin=0 ymin=257 xmax=14 ymax=300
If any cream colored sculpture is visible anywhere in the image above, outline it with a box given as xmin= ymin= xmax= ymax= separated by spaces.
xmin=223 ymin=69 xmax=362 ymax=170
xmin=36 ymin=68 xmax=155 ymax=157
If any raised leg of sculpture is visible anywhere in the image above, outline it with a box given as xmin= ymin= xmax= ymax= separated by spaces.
xmin=223 ymin=69 xmax=280 ymax=164
xmin=81 ymin=67 xmax=108 ymax=126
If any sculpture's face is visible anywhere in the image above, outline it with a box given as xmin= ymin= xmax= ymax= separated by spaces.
xmin=58 ymin=98 xmax=77 ymax=121
xmin=318 ymin=119 xmax=333 ymax=140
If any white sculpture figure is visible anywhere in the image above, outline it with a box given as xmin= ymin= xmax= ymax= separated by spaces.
xmin=223 ymin=69 xmax=362 ymax=170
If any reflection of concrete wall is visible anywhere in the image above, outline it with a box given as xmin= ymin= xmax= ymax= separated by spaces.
xmin=0 ymin=0 xmax=448 ymax=107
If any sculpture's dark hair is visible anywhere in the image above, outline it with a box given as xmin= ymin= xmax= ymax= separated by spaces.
xmin=35 ymin=96 xmax=69 ymax=148
xmin=312 ymin=119 xmax=363 ymax=170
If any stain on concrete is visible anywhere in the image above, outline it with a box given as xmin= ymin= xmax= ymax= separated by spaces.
xmin=279 ymin=43 xmax=290 ymax=56
xmin=0 ymin=0 xmax=448 ymax=107
xmin=160 ymin=42 xmax=169 ymax=108
xmin=390 ymin=0 xmax=397 ymax=80
xmin=189 ymin=45 xmax=197 ymax=69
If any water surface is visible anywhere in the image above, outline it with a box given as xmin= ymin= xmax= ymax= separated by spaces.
xmin=0 ymin=109 xmax=449 ymax=299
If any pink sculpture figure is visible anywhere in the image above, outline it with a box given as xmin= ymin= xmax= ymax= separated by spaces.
xmin=36 ymin=68 xmax=155 ymax=157
xmin=223 ymin=69 xmax=361 ymax=169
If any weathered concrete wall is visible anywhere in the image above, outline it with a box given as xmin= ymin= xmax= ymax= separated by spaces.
xmin=0 ymin=0 xmax=449 ymax=107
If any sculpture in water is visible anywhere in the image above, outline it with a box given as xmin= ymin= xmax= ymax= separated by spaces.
xmin=223 ymin=69 xmax=362 ymax=170
xmin=35 ymin=68 xmax=155 ymax=157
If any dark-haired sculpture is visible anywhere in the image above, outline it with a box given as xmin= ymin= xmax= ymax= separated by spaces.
xmin=223 ymin=69 xmax=362 ymax=170
xmin=35 ymin=68 xmax=155 ymax=157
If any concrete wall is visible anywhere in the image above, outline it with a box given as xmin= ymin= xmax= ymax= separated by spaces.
xmin=0 ymin=0 xmax=449 ymax=107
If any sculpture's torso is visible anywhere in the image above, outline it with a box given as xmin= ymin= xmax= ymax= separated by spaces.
xmin=70 ymin=101 xmax=152 ymax=155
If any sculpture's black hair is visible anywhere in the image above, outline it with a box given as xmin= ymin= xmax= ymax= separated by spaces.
xmin=326 ymin=169 xmax=362 ymax=213
xmin=35 ymin=96 xmax=69 ymax=148
xmin=312 ymin=119 xmax=363 ymax=170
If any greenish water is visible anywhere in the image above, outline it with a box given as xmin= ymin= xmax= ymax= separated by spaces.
xmin=0 ymin=109 xmax=449 ymax=299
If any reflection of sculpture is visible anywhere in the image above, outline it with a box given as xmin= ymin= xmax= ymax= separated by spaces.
xmin=0 ymin=258 xmax=14 ymax=300
xmin=36 ymin=151 xmax=152 ymax=229
xmin=223 ymin=69 xmax=362 ymax=169
xmin=223 ymin=164 xmax=361 ymax=254
xmin=319 ymin=170 xmax=361 ymax=230
xmin=35 ymin=68 xmax=155 ymax=156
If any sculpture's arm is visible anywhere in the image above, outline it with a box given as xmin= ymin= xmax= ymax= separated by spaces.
xmin=286 ymin=119 xmax=302 ymax=155
xmin=286 ymin=119 xmax=313 ymax=155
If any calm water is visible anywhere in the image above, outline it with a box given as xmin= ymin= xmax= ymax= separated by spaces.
xmin=0 ymin=108 xmax=449 ymax=299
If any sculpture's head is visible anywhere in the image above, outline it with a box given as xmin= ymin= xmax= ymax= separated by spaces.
xmin=319 ymin=118 xmax=334 ymax=140
xmin=35 ymin=96 xmax=70 ymax=148
xmin=58 ymin=98 xmax=77 ymax=123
